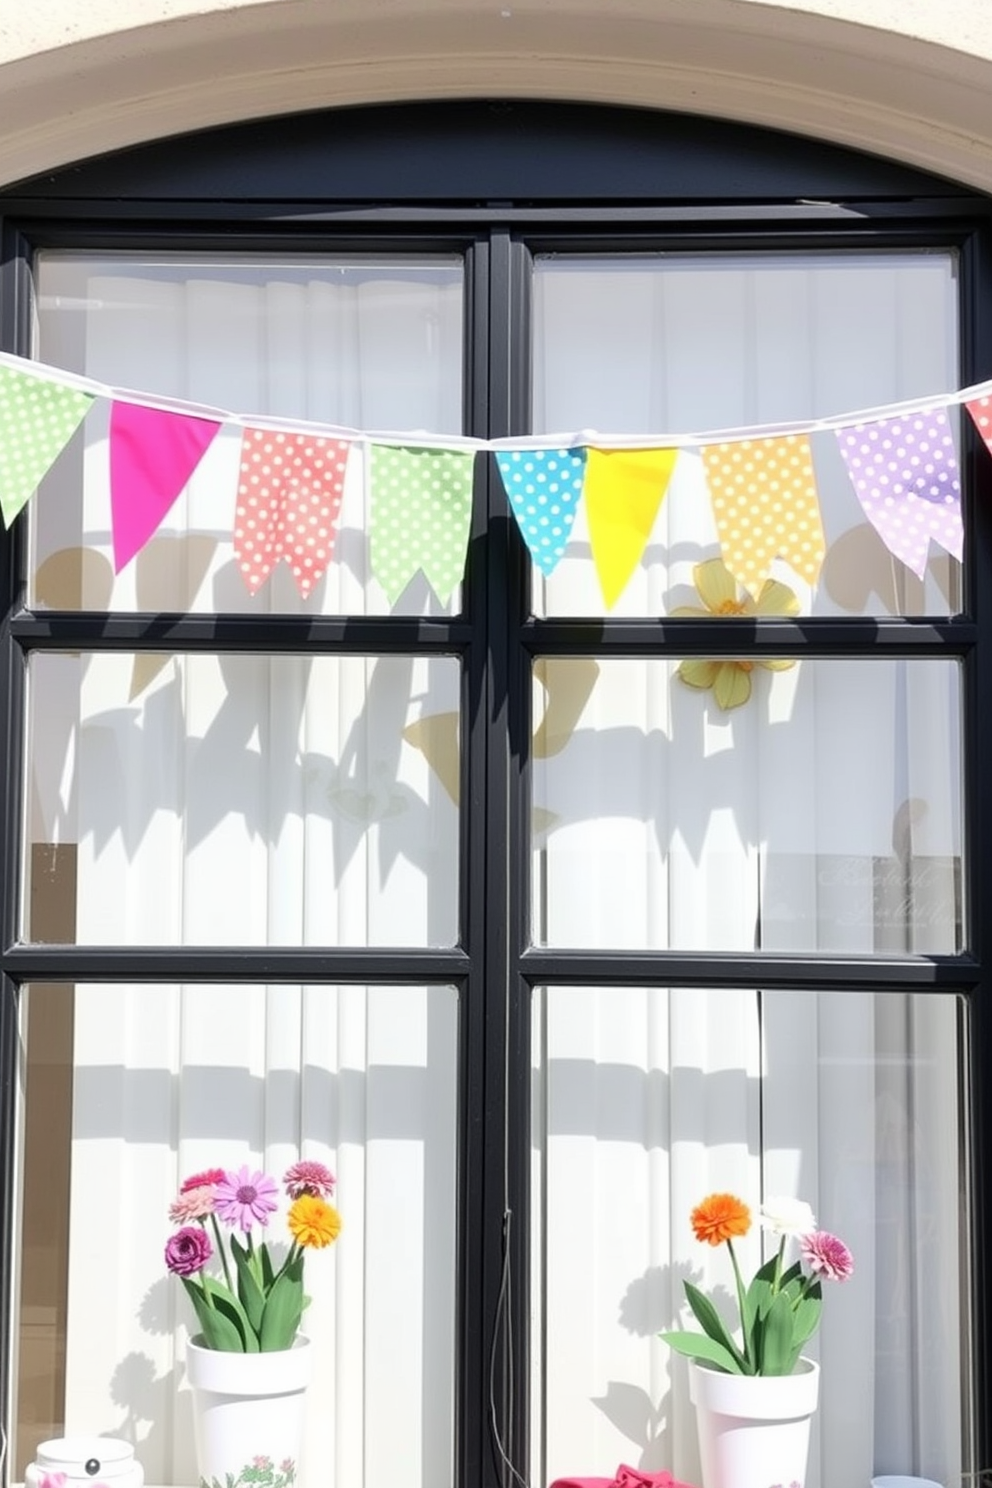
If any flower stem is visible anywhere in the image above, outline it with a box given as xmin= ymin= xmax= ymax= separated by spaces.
xmin=210 ymin=1214 xmax=234 ymax=1294
xmin=726 ymin=1239 xmax=751 ymax=1370
xmin=273 ymin=1242 xmax=299 ymax=1282
xmin=773 ymin=1236 xmax=785 ymax=1294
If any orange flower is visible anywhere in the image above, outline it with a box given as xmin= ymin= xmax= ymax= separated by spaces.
xmin=288 ymin=1193 xmax=342 ymax=1249
xmin=690 ymin=1192 xmax=751 ymax=1246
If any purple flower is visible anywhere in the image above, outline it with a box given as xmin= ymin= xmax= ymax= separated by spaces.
xmin=801 ymin=1229 xmax=854 ymax=1282
xmin=165 ymin=1224 xmax=213 ymax=1276
xmin=214 ymin=1165 xmax=279 ymax=1232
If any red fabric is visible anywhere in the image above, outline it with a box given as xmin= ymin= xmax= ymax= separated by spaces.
xmin=550 ymin=1465 xmax=696 ymax=1488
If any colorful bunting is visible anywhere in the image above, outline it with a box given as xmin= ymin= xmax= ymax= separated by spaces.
xmin=110 ymin=402 xmax=222 ymax=572
xmin=235 ymin=428 xmax=351 ymax=598
xmin=494 ymin=448 xmax=586 ymax=576
xmin=835 ymin=408 xmax=962 ymax=578
xmin=4 ymin=350 xmax=992 ymax=606
xmin=370 ymin=444 xmax=474 ymax=603
xmin=701 ymin=434 xmax=825 ymax=599
xmin=583 ymin=448 xmax=677 ymax=607
xmin=0 ymin=364 xmax=94 ymax=527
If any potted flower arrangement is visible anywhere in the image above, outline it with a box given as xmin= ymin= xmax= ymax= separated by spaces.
xmin=165 ymin=1160 xmax=341 ymax=1488
xmin=661 ymin=1193 xmax=853 ymax=1488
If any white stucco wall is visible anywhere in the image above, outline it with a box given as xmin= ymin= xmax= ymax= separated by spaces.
xmin=1 ymin=0 xmax=992 ymax=188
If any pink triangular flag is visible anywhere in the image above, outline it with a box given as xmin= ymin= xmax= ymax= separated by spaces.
xmin=110 ymin=401 xmax=222 ymax=571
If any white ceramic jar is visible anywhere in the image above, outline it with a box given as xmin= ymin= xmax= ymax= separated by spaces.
xmin=24 ymin=1437 xmax=144 ymax=1488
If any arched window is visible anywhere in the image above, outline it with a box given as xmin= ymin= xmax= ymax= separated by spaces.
xmin=1 ymin=101 xmax=988 ymax=1488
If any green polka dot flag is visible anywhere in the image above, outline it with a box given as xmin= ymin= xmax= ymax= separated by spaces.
xmin=0 ymin=364 xmax=95 ymax=526
xmin=370 ymin=443 xmax=475 ymax=604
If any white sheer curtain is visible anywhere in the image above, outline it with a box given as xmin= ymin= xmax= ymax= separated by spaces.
xmin=31 ymin=256 xmax=464 ymax=616
xmin=530 ymin=253 xmax=964 ymax=1488
xmin=16 ymin=247 xmax=969 ymax=1488
xmin=55 ymin=981 xmax=458 ymax=1488
xmin=19 ymin=257 xmax=465 ymax=1488
xmin=532 ymin=987 xmax=962 ymax=1488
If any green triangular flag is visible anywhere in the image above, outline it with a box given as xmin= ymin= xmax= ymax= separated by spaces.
xmin=0 ymin=363 xmax=95 ymax=525
xmin=370 ymin=443 xmax=474 ymax=604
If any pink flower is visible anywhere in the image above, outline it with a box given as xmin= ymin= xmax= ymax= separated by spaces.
xmin=801 ymin=1230 xmax=854 ymax=1282
xmin=284 ymin=1160 xmax=336 ymax=1199
xmin=165 ymin=1224 xmax=213 ymax=1276
xmin=181 ymin=1167 xmax=226 ymax=1194
xmin=40 ymin=1475 xmax=67 ymax=1488
xmin=169 ymin=1184 xmax=215 ymax=1223
xmin=214 ymin=1166 xmax=279 ymax=1232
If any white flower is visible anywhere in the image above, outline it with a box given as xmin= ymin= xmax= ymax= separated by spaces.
xmin=759 ymin=1197 xmax=816 ymax=1237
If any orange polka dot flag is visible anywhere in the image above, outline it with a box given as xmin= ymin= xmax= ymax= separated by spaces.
xmin=234 ymin=427 xmax=352 ymax=598
xmin=700 ymin=433 xmax=826 ymax=600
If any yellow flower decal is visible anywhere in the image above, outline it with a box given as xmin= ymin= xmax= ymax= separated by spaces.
xmin=671 ymin=558 xmax=800 ymax=711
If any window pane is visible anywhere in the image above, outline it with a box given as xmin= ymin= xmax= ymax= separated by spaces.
xmin=14 ymin=981 xmax=459 ymax=1488
xmin=531 ymin=657 xmax=962 ymax=953
xmin=531 ymin=252 xmax=960 ymax=618
xmin=30 ymin=253 xmax=465 ymax=616
xmin=26 ymin=652 xmax=460 ymax=946
xmin=530 ymin=985 xmax=967 ymax=1488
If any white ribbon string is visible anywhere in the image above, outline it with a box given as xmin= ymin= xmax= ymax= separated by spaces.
xmin=3 ymin=349 xmax=991 ymax=452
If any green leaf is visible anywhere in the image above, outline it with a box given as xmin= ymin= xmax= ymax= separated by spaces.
xmin=754 ymin=1254 xmax=779 ymax=1280
xmin=748 ymin=1276 xmax=776 ymax=1322
xmin=659 ymin=1331 xmax=743 ymax=1373
xmin=259 ymin=1264 xmax=304 ymax=1352
xmin=203 ymin=1273 xmax=260 ymax=1352
xmin=181 ymin=1278 xmax=246 ymax=1352
xmin=232 ymin=1237 xmax=267 ymax=1335
xmin=260 ymin=1242 xmax=276 ymax=1292
xmin=791 ymin=1289 xmax=822 ymax=1349
xmin=757 ymin=1290 xmax=795 ymax=1375
xmin=682 ymin=1282 xmax=748 ymax=1371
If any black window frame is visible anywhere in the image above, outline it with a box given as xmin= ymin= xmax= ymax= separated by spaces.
xmin=0 ymin=100 xmax=990 ymax=1488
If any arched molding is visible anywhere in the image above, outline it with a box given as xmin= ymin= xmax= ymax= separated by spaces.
xmin=2 ymin=0 xmax=992 ymax=192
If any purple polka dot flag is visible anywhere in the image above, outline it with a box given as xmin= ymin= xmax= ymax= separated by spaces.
xmin=835 ymin=407 xmax=962 ymax=579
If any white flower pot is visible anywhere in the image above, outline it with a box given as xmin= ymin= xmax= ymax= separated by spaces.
xmin=688 ymin=1356 xmax=820 ymax=1488
xmin=186 ymin=1335 xmax=312 ymax=1488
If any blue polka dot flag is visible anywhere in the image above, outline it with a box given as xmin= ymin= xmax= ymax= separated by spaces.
xmin=494 ymin=447 xmax=587 ymax=576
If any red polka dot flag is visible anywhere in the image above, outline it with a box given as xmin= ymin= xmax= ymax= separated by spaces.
xmin=234 ymin=427 xmax=352 ymax=598
xmin=966 ymin=395 xmax=992 ymax=457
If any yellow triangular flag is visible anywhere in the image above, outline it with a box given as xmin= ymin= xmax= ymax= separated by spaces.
xmin=584 ymin=448 xmax=678 ymax=608
xmin=701 ymin=434 xmax=825 ymax=598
